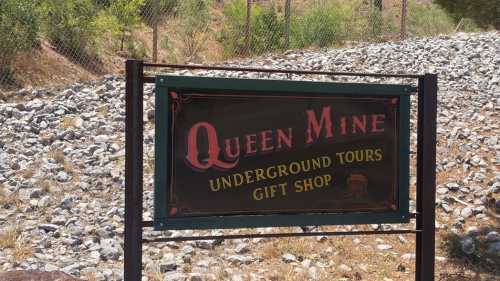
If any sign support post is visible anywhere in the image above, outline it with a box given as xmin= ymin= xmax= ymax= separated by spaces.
xmin=415 ymin=74 xmax=437 ymax=281
xmin=123 ymin=60 xmax=437 ymax=281
xmin=125 ymin=60 xmax=144 ymax=281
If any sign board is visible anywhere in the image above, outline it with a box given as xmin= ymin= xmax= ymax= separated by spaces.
xmin=154 ymin=76 xmax=411 ymax=230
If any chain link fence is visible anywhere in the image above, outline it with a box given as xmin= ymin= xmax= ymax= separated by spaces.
xmin=1 ymin=0 xmax=473 ymax=91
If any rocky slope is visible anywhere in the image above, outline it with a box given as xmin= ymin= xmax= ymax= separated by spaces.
xmin=0 ymin=32 xmax=499 ymax=280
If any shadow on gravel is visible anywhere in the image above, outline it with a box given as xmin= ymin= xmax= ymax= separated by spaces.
xmin=440 ymin=225 xmax=500 ymax=280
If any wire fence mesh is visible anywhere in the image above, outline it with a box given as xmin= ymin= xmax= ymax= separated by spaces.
xmin=0 ymin=0 xmax=471 ymax=91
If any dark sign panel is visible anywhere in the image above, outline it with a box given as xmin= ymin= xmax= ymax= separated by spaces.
xmin=154 ymin=76 xmax=411 ymax=230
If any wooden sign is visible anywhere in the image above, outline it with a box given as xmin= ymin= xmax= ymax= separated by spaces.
xmin=154 ymin=76 xmax=411 ymax=230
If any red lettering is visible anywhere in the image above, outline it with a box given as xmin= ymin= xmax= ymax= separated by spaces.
xmin=224 ymin=137 xmax=240 ymax=159
xmin=352 ymin=115 xmax=367 ymax=134
xmin=306 ymin=106 xmax=333 ymax=144
xmin=340 ymin=116 xmax=347 ymax=135
xmin=245 ymin=134 xmax=257 ymax=154
xmin=371 ymin=114 xmax=385 ymax=133
xmin=186 ymin=122 xmax=238 ymax=170
xmin=277 ymin=128 xmax=293 ymax=150
xmin=260 ymin=130 xmax=274 ymax=152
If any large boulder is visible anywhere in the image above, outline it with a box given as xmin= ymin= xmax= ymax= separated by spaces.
xmin=0 ymin=271 xmax=82 ymax=281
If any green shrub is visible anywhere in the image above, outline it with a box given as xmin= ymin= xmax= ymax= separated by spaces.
xmin=218 ymin=0 xmax=248 ymax=56
xmin=219 ymin=0 xmax=284 ymax=56
xmin=252 ymin=6 xmax=285 ymax=54
xmin=0 ymin=0 xmax=40 ymax=81
xmin=41 ymin=0 xmax=98 ymax=59
xmin=177 ymin=0 xmax=212 ymax=61
xmin=354 ymin=2 xmax=398 ymax=42
xmin=435 ymin=0 xmax=500 ymax=30
xmin=125 ymin=39 xmax=148 ymax=59
xmin=290 ymin=1 xmax=352 ymax=48
xmin=107 ymin=0 xmax=145 ymax=51
xmin=141 ymin=0 xmax=178 ymax=25
xmin=407 ymin=1 xmax=456 ymax=37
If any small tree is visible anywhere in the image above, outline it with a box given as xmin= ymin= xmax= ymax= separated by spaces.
xmin=141 ymin=0 xmax=178 ymax=26
xmin=41 ymin=0 xmax=98 ymax=58
xmin=435 ymin=0 xmax=500 ymax=29
xmin=107 ymin=0 xmax=145 ymax=51
xmin=177 ymin=0 xmax=212 ymax=61
xmin=0 ymin=0 xmax=40 ymax=82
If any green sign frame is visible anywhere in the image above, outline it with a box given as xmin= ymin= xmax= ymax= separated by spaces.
xmin=154 ymin=75 xmax=411 ymax=230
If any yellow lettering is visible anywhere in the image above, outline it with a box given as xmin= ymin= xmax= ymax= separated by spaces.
xmin=233 ymin=173 xmax=244 ymax=187
xmin=336 ymin=152 xmax=345 ymax=165
xmin=279 ymin=183 xmax=287 ymax=196
xmin=209 ymin=179 xmax=220 ymax=191
xmin=294 ymin=180 xmax=303 ymax=193
xmin=244 ymin=170 xmax=254 ymax=184
xmin=266 ymin=166 xmax=277 ymax=179
xmin=221 ymin=176 xmax=232 ymax=189
xmin=253 ymin=188 xmax=263 ymax=200
xmin=277 ymin=165 xmax=289 ymax=177
xmin=366 ymin=149 xmax=374 ymax=161
xmin=321 ymin=156 xmax=332 ymax=167
xmin=289 ymin=162 xmax=301 ymax=174
xmin=255 ymin=169 xmax=265 ymax=181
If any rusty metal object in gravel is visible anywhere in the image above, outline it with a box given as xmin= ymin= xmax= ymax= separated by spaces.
xmin=0 ymin=271 xmax=82 ymax=281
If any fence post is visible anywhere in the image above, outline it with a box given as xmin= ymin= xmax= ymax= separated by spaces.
xmin=284 ymin=0 xmax=291 ymax=50
xmin=400 ymin=0 xmax=407 ymax=40
xmin=415 ymin=74 xmax=437 ymax=281
xmin=372 ymin=0 xmax=383 ymax=40
xmin=245 ymin=0 xmax=252 ymax=54
xmin=124 ymin=60 xmax=144 ymax=281
xmin=152 ymin=0 xmax=159 ymax=62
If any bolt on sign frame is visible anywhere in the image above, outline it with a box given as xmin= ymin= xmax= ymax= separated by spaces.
xmin=125 ymin=60 xmax=437 ymax=281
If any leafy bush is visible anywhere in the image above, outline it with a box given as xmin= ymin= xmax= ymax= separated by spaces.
xmin=41 ymin=0 xmax=98 ymax=59
xmin=125 ymin=39 xmax=148 ymax=59
xmin=407 ymin=1 xmax=456 ymax=37
xmin=435 ymin=0 xmax=500 ymax=30
xmin=290 ymin=1 xmax=352 ymax=48
xmin=141 ymin=0 xmax=178 ymax=25
xmin=219 ymin=0 xmax=284 ymax=56
xmin=106 ymin=0 xmax=145 ymax=51
xmin=0 ymin=0 xmax=40 ymax=80
xmin=177 ymin=0 xmax=212 ymax=61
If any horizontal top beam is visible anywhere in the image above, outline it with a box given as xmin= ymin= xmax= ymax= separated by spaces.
xmin=143 ymin=63 xmax=423 ymax=79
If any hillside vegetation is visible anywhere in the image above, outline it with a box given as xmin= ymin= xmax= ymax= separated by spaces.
xmin=0 ymin=0 xmax=495 ymax=90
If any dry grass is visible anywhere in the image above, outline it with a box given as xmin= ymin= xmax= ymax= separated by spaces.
xmin=0 ymin=185 xmax=7 ymax=206
xmin=0 ymin=186 xmax=22 ymax=210
xmin=260 ymin=236 xmax=316 ymax=260
xmin=48 ymin=149 xmax=66 ymax=164
xmin=36 ymin=180 xmax=52 ymax=194
xmin=145 ymin=265 xmax=163 ymax=281
xmin=2 ymin=42 xmax=99 ymax=94
xmin=59 ymin=116 xmax=77 ymax=129
xmin=98 ymin=106 xmax=109 ymax=118
xmin=19 ymin=168 xmax=35 ymax=179
xmin=82 ymin=273 xmax=99 ymax=281
xmin=11 ymin=236 xmax=35 ymax=260
xmin=0 ymin=227 xmax=34 ymax=260
xmin=0 ymin=227 xmax=18 ymax=249
xmin=47 ymin=149 xmax=74 ymax=175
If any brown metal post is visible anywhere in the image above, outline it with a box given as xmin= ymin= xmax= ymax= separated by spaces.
xmin=245 ymin=0 xmax=252 ymax=55
xmin=152 ymin=0 xmax=159 ymax=62
xmin=400 ymin=0 xmax=407 ymax=40
xmin=125 ymin=60 xmax=144 ymax=281
xmin=415 ymin=74 xmax=437 ymax=281
xmin=284 ymin=0 xmax=291 ymax=49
